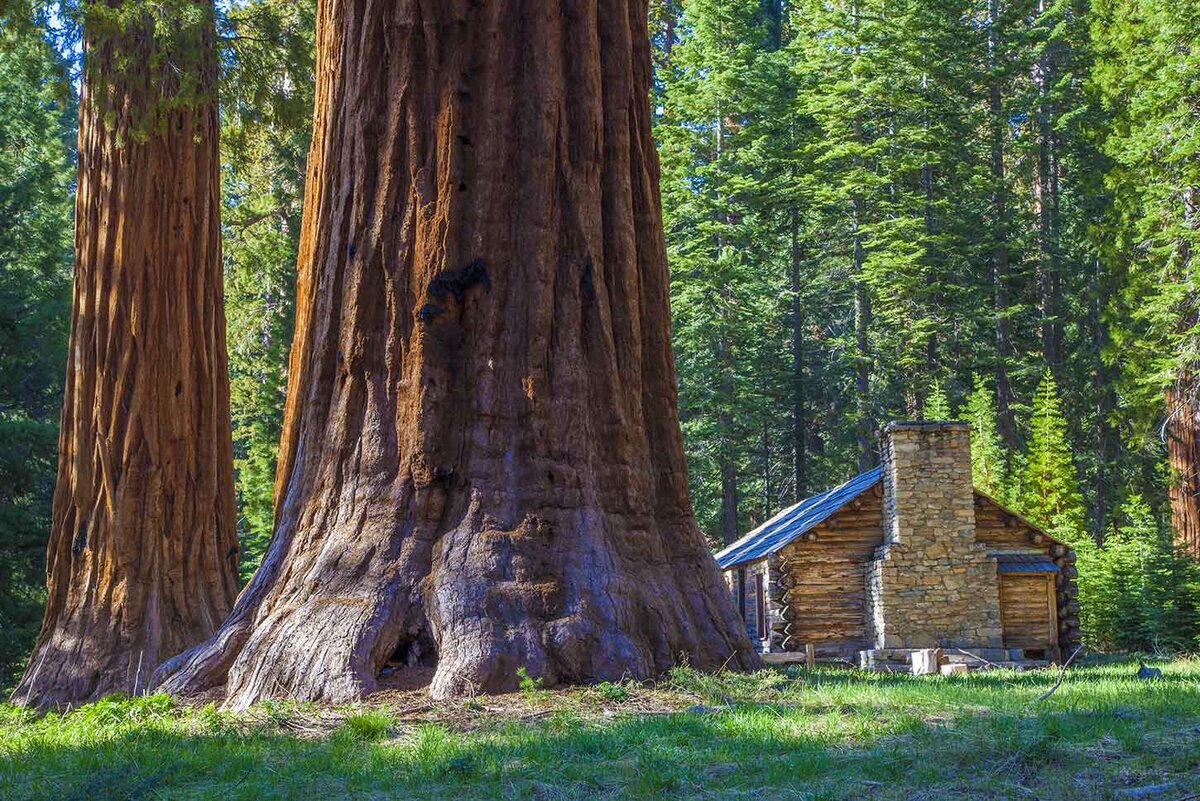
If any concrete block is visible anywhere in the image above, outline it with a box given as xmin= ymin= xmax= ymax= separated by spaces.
xmin=912 ymin=648 xmax=943 ymax=676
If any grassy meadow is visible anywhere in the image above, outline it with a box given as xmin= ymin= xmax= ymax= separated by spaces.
xmin=2 ymin=657 xmax=1198 ymax=800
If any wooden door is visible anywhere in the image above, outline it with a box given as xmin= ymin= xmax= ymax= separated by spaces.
xmin=1000 ymin=573 xmax=1058 ymax=650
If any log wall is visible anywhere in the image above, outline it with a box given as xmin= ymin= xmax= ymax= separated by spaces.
xmin=773 ymin=485 xmax=884 ymax=655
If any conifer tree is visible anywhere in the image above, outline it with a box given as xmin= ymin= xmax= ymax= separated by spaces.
xmin=1082 ymin=495 xmax=1200 ymax=651
xmin=154 ymin=0 xmax=758 ymax=706
xmin=925 ymin=380 xmax=952 ymax=421
xmin=659 ymin=0 xmax=792 ymax=540
xmin=13 ymin=0 xmax=239 ymax=709
xmin=964 ymin=375 xmax=1010 ymax=501
xmin=219 ymin=0 xmax=315 ymax=578
xmin=1022 ymin=369 xmax=1088 ymax=544
xmin=0 ymin=6 xmax=75 ymax=686
xmin=1093 ymin=0 xmax=1200 ymax=559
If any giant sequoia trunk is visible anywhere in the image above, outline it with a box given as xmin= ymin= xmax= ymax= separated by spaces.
xmin=1166 ymin=378 xmax=1200 ymax=559
xmin=11 ymin=2 xmax=238 ymax=708
xmin=154 ymin=0 xmax=757 ymax=707
xmin=1172 ymin=189 xmax=1200 ymax=560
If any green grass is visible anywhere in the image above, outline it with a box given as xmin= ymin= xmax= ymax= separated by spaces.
xmin=2 ymin=657 xmax=1198 ymax=800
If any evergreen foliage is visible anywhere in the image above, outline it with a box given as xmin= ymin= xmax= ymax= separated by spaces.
xmin=1021 ymin=370 xmax=1088 ymax=545
xmin=218 ymin=0 xmax=314 ymax=578
xmin=924 ymin=381 xmax=951 ymax=421
xmin=0 ymin=9 xmax=75 ymax=686
xmin=1081 ymin=495 xmax=1200 ymax=651
xmin=963 ymin=376 xmax=1010 ymax=502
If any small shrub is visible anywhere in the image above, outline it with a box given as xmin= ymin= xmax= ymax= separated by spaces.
xmin=1080 ymin=495 xmax=1200 ymax=652
xmin=593 ymin=681 xmax=630 ymax=703
xmin=339 ymin=710 xmax=394 ymax=741
xmin=517 ymin=666 xmax=545 ymax=698
xmin=666 ymin=665 xmax=793 ymax=704
xmin=70 ymin=693 xmax=176 ymax=729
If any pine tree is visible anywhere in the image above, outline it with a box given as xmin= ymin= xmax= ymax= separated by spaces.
xmin=1022 ymin=369 xmax=1088 ymax=545
xmin=964 ymin=375 xmax=1010 ymax=501
xmin=659 ymin=0 xmax=792 ymax=541
xmin=1082 ymin=495 xmax=1200 ymax=651
xmin=1093 ymin=0 xmax=1200 ymax=559
xmin=925 ymin=380 xmax=952 ymax=420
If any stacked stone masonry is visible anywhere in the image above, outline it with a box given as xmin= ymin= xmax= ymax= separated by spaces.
xmin=866 ymin=422 xmax=1004 ymax=649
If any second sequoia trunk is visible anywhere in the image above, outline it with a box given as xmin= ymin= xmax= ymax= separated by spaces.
xmin=11 ymin=1 xmax=238 ymax=708
xmin=1167 ymin=376 xmax=1200 ymax=560
xmin=154 ymin=0 xmax=757 ymax=706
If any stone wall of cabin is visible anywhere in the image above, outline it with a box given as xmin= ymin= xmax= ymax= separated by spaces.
xmin=865 ymin=423 xmax=1005 ymax=650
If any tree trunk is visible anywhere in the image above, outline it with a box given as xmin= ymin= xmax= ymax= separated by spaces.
xmin=1167 ymin=376 xmax=1200 ymax=560
xmin=849 ymin=34 xmax=873 ymax=471
xmin=11 ymin=2 xmax=238 ymax=708
xmin=718 ymin=340 xmax=741 ymax=547
xmin=153 ymin=0 xmax=758 ymax=707
xmin=790 ymin=208 xmax=808 ymax=498
xmin=1168 ymin=186 xmax=1200 ymax=559
xmin=987 ymin=0 xmax=1016 ymax=451
xmin=852 ymin=199 xmax=873 ymax=471
xmin=1090 ymin=256 xmax=1115 ymax=541
xmin=1032 ymin=0 xmax=1063 ymax=377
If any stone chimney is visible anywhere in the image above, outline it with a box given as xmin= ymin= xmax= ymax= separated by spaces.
xmin=865 ymin=422 xmax=1003 ymax=649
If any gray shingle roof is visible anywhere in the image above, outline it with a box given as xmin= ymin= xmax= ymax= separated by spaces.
xmin=714 ymin=467 xmax=882 ymax=569
xmin=994 ymin=553 xmax=1060 ymax=573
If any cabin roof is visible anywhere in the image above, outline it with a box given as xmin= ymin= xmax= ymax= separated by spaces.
xmin=714 ymin=467 xmax=1068 ymax=571
xmin=994 ymin=553 xmax=1060 ymax=573
xmin=715 ymin=467 xmax=882 ymax=569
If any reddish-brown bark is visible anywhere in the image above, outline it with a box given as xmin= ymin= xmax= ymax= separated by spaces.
xmin=10 ymin=2 xmax=238 ymax=709
xmin=1167 ymin=376 xmax=1200 ymax=560
xmin=153 ymin=0 xmax=757 ymax=707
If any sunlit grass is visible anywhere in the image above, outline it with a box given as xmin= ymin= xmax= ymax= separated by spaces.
xmin=1 ymin=656 xmax=1197 ymax=800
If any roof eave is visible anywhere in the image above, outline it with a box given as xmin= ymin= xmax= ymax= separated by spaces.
xmin=972 ymin=488 xmax=1073 ymax=551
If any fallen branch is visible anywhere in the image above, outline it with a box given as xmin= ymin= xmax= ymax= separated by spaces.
xmin=1033 ymin=646 xmax=1083 ymax=704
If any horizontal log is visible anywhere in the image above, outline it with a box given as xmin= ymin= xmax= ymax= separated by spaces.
xmin=784 ymin=584 xmax=866 ymax=595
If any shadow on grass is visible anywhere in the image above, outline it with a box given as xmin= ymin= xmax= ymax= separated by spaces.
xmin=4 ymin=690 xmax=1200 ymax=801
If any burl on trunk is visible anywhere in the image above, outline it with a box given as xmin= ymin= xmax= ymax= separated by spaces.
xmin=153 ymin=0 xmax=757 ymax=706
xmin=12 ymin=2 xmax=238 ymax=709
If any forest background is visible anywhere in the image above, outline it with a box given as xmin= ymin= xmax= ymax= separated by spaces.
xmin=2 ymin=0 xmax=1198 ymax=688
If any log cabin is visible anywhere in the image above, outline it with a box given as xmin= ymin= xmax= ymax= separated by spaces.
xmin=716 ymin=422 xmax=1081 ymax=668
